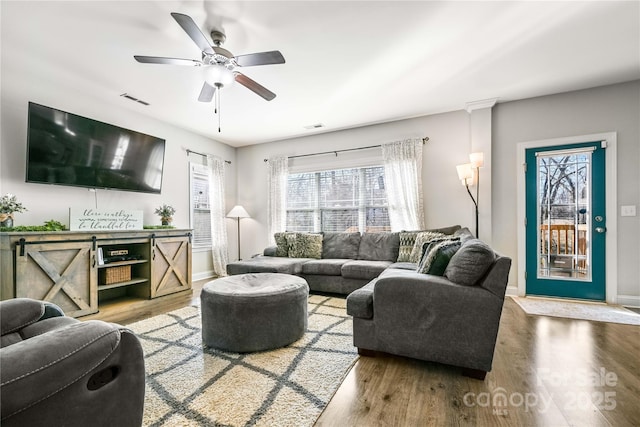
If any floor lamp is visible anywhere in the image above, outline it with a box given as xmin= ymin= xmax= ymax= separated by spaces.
xmin=227 ymin=205 xmax=250 ymax=260
xmin=456 ymin=152 xmax=483 ymax=238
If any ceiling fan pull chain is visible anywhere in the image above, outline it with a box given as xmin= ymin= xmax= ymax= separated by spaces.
xmin=218 ymin=89 xmax=222 ymax=133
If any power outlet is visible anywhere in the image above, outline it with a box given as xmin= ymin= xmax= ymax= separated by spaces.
xmin=621 ymin=205 xmax=637 ymax=217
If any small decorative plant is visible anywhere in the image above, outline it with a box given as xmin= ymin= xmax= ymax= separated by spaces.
xmin=0 ymin=193 xmax=27 ymax=227
xmin=155 ymin=204 xmax=176 ymax=225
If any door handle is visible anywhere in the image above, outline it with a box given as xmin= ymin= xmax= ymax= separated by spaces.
xmin=595 ymin=227 xmax=606 ymax=233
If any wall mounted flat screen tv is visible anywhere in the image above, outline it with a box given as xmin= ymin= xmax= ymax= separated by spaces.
xmin=26 ymin=102 xmax=165 ymax=194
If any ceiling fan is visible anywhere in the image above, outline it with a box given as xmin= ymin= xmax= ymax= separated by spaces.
xmin=134 ymin=12 xmax=285 ymax=105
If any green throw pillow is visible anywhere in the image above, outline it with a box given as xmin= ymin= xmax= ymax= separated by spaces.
xmin=416 ymin=239 xmax=462 ymax=276
xmin=287 ymin=233 xmax=323 ymax=259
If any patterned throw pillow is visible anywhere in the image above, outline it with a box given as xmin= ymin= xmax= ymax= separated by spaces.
xmin=274 ymin=232 xmax=296 ymax=257
xmin=287 ymin=233 xmax=323 ymax=259
xmin=416 ymin=239 xmax=462 ymax=275
xmin=397 ymin=231 xmax=419 ymax=262
xmin=408 ymin=231 xmax=445 ymax=263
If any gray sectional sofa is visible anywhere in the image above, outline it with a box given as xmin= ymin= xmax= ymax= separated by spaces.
xmin=226 ymin=225 xmax=462 ymax=295
xmin=227 ymin=225 xmax=512 ymax=378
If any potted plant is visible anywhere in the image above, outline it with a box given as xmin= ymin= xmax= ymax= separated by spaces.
xmin=0 ymin=193 xmax=27 ymax=228
xmin=155 ymin=204 xmax=176 ymax=226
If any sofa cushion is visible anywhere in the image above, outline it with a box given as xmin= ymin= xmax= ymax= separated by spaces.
xmin=408 ymin=231 xmax=446 ymax=263
xmin=287 ymin=233 xmax=323 ymax=259
xmin=417 ymin=239 xmax=462 ymax=276
xmin=342 ymin=260 xmax=392 ymax=280
xmin=387 ymin=262 xmax=418 ymax=270
xmin=322 ymin=232 xmax=361 ymax=259
xmin=227 ymin=256 xmax=312 ymax=275
xmin=444 ymin=239 xmax=496 ymax=286
xmin=301 ymin=259 xmax=349 ymax=276
xmin=357 ymin=232 xmax=399 ymax=261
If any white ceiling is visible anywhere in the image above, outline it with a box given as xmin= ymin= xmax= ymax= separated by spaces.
xmin=3 ymin=1 xmax=639 ymax=147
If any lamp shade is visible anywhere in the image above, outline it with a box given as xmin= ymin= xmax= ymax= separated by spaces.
xmin=470 ymin=152 xmax=484 ymax=168
xmin=203 ymin=64 xmax=235 ymax=87
xmin=456 ymin=163 xmax=474 ymax=186
xmin=227 ymin=205 xmax=250 ymax=218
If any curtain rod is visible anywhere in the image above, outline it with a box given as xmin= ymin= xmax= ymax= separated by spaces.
xmin=186 ymin=149 xmax=231 ymax=164
xmin=263 ymin=136 xmax=429 ymax=162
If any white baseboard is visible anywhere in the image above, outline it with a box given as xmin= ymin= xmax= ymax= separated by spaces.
xmin=192 ymin=271 xmax=216 ymax=282
xmin=617 ymin=295 xmax=640 ymax=308
xmin=505 ymin=285 xmax=519 ymax=297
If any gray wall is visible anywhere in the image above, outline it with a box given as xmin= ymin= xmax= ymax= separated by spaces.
xmin=0 ymin=55 xmax=237 ymax=280
xmin=493 ymin=80 xmax=640 ymax=302
xmin=235 ymin=110 xmax=475 ymax=260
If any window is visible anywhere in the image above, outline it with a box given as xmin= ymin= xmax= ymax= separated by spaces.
xmin=190 ymin=163 xmax=212 ymax=248
xmin=286 ymin=166 xmax=390 ymax=233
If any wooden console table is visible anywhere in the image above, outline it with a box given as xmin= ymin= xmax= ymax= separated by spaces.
xmin=0 ymin=229 xmax=192 ymax=318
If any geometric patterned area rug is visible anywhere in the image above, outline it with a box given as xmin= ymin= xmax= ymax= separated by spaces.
xmin=127 ymin=295 xmax=357 ymax=426
xmin=511 ymin=296 xmax=640 ymax=326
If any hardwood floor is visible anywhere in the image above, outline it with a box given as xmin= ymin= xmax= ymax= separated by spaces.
xmin=91 ymin=282 xmax=640 ymax=426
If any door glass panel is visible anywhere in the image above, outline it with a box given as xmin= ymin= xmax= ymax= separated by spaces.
xmin=537 ymin=151 xmax=591 ymax=280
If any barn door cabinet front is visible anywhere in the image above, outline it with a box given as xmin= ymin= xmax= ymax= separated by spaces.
xmin=150 ymin=235 xmax=192 ymax=298
xmin=15 ymin=240 xmax=98 ymax=317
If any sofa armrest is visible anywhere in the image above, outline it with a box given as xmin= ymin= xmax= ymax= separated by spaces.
xmin=0 ymin=320 xmax=126 ymax=420
xmin=372 ymin=269 xmax=504 ymax=344
xmin=346 ymin=279 xmax=377 ymax=319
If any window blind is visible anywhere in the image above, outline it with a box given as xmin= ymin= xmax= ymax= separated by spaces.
xmin=190 ymin=163 xmax=212 ymax=248
xmin=286 ymin=166 xmax=390 ymax=233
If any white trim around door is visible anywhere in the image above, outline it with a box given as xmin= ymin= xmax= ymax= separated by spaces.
xmin=516 ymin=132 xmax=618 ymax=304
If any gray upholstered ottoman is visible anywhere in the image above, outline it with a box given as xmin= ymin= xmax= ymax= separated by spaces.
xmin=201 ymin=273 xmax=309 ymax=352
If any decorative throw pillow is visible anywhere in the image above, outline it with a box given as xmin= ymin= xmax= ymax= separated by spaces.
xmin=408 ymin=231 xmax=446 ymax=263
xmin=444 ymin=239 xmax=496 ymax=286
xmin=287 ymin=233 xmax=323 ymax=259
xmin=416 ymin=239 xmax=462 ymax=276
xmin=397 ymin=231 xmax=419 ymax=262
xmin=274 ymin=232 xmax=295 ymax=257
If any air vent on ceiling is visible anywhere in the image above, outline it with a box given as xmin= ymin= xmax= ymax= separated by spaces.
xmin=304 ymin=123 xmax=325 ymax=130
xmin=120 ymin=93 xmax=150 ymax=106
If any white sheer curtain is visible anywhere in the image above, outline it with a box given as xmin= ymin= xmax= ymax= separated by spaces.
xmin=206 ymin=154 xmax=228 ymax=276
xmin=267 ymin=156 xmax=288 ymax=244
xmin=382 ymin=138 xmax=426 ymax=231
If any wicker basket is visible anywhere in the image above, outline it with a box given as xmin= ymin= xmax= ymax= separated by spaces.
xmin=101 ymin=265 xmax=131 ymax=285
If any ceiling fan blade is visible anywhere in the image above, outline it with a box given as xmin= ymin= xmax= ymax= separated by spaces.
xmin=134 ymin=55 xmax=202 ymax=66
xmin=234 ymin=51 xmax=285 ymax=67
xmin=198 ymin=82 xmax=216 ymax=102
xmin=234 ymin=73 xmax=276 ymax=101
xmin=170 ymin=12 xmax=214 ymax=54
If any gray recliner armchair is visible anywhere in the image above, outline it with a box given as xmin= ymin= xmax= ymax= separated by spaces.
xmin=0 ymin=298 xmax=145 ymax=427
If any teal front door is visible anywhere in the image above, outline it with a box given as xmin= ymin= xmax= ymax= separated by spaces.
xmin=525 ymin=142 xmax=606 ymax=300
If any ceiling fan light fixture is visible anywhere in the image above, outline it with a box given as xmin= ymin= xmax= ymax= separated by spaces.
xmin=203 ymin=64 xmax=235 ymax=87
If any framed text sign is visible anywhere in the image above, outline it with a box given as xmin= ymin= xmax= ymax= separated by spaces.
xmin=69 ymin=208 xmax=144 ymax=231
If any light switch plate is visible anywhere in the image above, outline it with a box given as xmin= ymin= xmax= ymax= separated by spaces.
xmin=621 ymin=205 xmax=637 ymax=217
